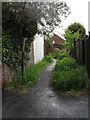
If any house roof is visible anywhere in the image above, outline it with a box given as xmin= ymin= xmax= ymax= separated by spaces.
xmin=53 ymin=30 xmax=65 ymax=40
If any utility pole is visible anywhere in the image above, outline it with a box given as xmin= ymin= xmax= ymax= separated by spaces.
xmin=21 ymin=3 xmax=29 ymax=83
xmin=22 ymin=37 xmax=27 ymax=83
xmin=21 ymin=3 xmax=26 ymax=83
xmin=22 ymin=37 xmax=25 ymax=83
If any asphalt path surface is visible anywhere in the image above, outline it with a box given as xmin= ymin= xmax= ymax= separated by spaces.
xmin=2 ymin=59 xmax=88 ymax=118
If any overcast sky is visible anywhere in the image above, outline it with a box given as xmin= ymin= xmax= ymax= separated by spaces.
xmin=54 ymin=0 xmax=90 ymax=36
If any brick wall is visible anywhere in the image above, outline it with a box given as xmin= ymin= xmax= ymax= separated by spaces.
xmin=52 ymin=34 xmax=64 ymax=44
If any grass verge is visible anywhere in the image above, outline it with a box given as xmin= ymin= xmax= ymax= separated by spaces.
xmin=5 ymin=56 xmax=53 ymax=93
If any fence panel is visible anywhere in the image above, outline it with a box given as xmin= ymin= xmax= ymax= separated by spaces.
xmin=86 ymin=37 xmax=90 ymax=78
xmin=75 ymin=41 xmax=80 ymax=64
xmin=74 ymin=33 xmax=90 ymax=78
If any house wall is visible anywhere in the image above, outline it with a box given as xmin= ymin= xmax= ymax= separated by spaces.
xmin=52 ymin=34 xmax=64 ymax=44
xmin=52 ymin=34 xmax=64 ymax=50
xmin=33 ymin=34 xmax=44 ymax=64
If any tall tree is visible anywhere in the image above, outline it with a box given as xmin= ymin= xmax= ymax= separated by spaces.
xmin=63 ymin=22 xmax=86 ymax=56
xmin=68 ymin=22 xmax=86 ymax=40
xmin=27 ymin=2 xmax=71 ymax=37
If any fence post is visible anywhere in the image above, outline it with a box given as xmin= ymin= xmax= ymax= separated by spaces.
xmin=82 ymin=39 xmax=85 ymax=64
xmin=87 ymin=32 xmax=90 ymax=78
xmin=78 ymin=39 xmax=81 ymax=65
xmin=74 ymin=39 xmax=76 ymax=60
xmin=85 ymin=35 xmax=88 ymax=64
xmin=85 ymin=35 xmax=88 ymax=71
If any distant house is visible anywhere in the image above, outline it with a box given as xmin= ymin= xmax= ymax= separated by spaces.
xmin=52 ymin=33 xmax=64 ymax=50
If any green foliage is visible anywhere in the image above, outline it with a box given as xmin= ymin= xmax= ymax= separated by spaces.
xmin=5 ymin=82 xmax=14 ymax=90
xmin=2 ymin=33 xmax=21 ymax=68
xmin=2 ymin=2 xmax=70 ymax=69
xmin=68 ymin=22 xmax=86 ymax=40
xmin=55 ymin=57 xmax=77 ymax=71
xmin=63 ymin=22 xmax=86 ymax=53
xmin=50 ymin=49 xmax=69 ymax=60
xmin=2 ymin=3 xmax=37 ymax=38
xmin=50 ymin=49 xmax=60 ymax=59
xmin=59 ymin=52 xmax=69 ymax=60
xmin=63 ymin=29 xmax=79 ymax=52
xmin=43 ymin=55 xmax=53 ymax=63
xmin=52 ymin=57 xmax=89 ymax=92
xmin=68 ymin=89 xmax=87 ymax=96
xmin=13 ymin=56 xmax=52 ymax=86
xmin=2 ymin=3 xmax=37 ymax=69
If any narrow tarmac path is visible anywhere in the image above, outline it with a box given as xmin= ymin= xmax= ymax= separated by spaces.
xmin=2 ymin=59 xmax=88 ymax=118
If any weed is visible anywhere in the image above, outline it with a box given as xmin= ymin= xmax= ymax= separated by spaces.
xmin=52 ymin=57 xmax=89 ymax=94
xmin=6 ymin=56 xmax=52 ymax=92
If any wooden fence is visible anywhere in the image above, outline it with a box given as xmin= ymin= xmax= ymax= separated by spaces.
xmin=74 ymin=32 xmax=90 ymax=78
xmin=44 ymin=44 xmax=49 ymax=56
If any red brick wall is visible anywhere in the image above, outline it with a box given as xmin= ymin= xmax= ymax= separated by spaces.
xmin=52 ymin=34 xmax=64 ymax=44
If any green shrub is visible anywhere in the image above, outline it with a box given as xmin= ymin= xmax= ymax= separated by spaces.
xmin=43 ymin=55 xmax=53 ymax=63
xmin=55 ymin=57 xmax=77 ymax=71
xmin=52 ymin=57 xmax=89 ymax=92
xmin=50 ymin=49 xmax=60 ymax=59
xmin=59 ymin=52 xmax=69 ymax=60
xmin=50 ymin=49 xmax=69 ymax=60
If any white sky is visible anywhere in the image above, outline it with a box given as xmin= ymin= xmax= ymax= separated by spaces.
xmin=54 ymin=0 xmax=90 ymax=36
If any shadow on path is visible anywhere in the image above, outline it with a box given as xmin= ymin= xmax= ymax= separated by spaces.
xmin=2 ymin=59 xmax=88 ymax=118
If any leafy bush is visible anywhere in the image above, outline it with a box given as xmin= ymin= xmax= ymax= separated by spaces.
xmin=50 ymin=49 xmax=60 ymax=59
xmin=55 ymin=57 xmax=77 ymax=71
xmin=52 ymin=57 xmax=89 ymax=92
xmin=59 ymin=52 xmax=69 ymax=60
xmin=63 ymin=29 xmax=79 ymax=52
xmin=43 ymin=55 xmax=53 ymax=63
xmin=50 ymin=49 xmax=69 ymax=60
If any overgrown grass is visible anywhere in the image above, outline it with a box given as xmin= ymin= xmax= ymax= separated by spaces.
xmin=52 ymin=57 xmax=90 ymax=96
xmin=6 ymin=56 xmax=53 ymax=92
